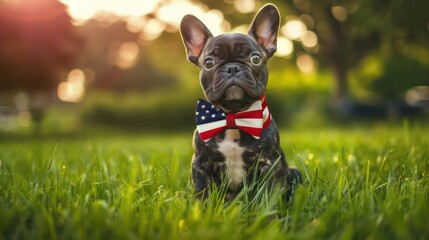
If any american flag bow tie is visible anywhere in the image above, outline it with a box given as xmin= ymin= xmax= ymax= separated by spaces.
xmin=195 ymin=94 xmax=271 ymax=142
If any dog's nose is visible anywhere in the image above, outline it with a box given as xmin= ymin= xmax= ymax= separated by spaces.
xmin=225 ymin=64 xmax=241 ymax=76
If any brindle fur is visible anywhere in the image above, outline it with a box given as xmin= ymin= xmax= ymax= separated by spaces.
xmin=180 ymin=4 xmax=302 ymax=200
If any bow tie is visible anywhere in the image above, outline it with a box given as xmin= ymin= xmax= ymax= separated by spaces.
xmin=195 ymin=95 xmax=271 ymax=142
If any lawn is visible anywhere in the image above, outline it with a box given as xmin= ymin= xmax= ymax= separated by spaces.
xmin=0 ymin=122 xmax=428 ymax=239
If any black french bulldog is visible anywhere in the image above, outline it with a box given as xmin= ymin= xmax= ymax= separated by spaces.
xmin=180 ymin=4 xmax=302 ymax=200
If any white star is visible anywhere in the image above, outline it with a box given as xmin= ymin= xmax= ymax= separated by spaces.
xmin=211 ymin=105 xmax=215 ymax=108
xmin=196 ymin=111 xmax=199 ymax=115
xmin=211 ymin=114 xmax=216 ymax=118
xmin=201 ymin=116 xmax=206 ymax=120
xmin=205 ymin=110 xmax=210 ymax=114
xmin=201 ymin=105 xmax=206 ymax=109
xmin=221 ymin=113 xmax=225 ymax=117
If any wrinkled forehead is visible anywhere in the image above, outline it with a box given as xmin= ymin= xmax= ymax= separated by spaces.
xmin=206 ymin=33 xmax=258 ymax=51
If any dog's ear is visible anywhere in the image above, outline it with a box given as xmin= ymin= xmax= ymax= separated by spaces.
xmin=248 ymin=4 xmax=280 ymax=58
xmin=180 ymin=15 xmax=213 ymax=65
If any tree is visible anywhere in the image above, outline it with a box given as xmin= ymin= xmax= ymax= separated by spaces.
xmin=282 ymin=0 xmax=429 ymax=114
xmin=0 ymin=0 xmax=82 ymax=130
xmin=370 ymin=54 xmax=429 ymax=100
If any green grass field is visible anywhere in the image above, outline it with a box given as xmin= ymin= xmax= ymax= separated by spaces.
xmin=1 ymin=122 xmax=428 ymax=239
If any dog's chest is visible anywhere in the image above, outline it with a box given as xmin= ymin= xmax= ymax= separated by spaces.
xmin=217 ymin=129 xmax=246 ymax=190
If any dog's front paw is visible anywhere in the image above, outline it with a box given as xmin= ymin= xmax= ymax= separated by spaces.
xmin=286 ymin=166 xmax=303 ymax=199
xmin=287 ymin=166 xmax=303 ymax=186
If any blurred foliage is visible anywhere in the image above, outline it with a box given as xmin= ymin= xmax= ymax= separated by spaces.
xmin=280 ymin=0 xmax=429 ymax=109
xmin=0 ymin=0 xmax=82 ymax=92
xmin=1 ymin=0 xmax=429 ymax=133
xmin=81 ymin=90 xmax=198 ymax=131
xmin=79 ymin=85 xmax=331 ymax=132
xmin=74 ymin=21 xmax=183 ymax=92
xmin=0 ymin=0 xmax=83 ymax=132
xmin=371 ymin=54 xmax=429 ymax=99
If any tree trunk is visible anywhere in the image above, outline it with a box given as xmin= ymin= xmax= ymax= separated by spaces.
xmin=30 ymin=107 xmax=44 ymax=136
xmin=29 ymin=91 xmax=49 ymax=136
xmin=331 ymin=63 xmax=352 ymax=116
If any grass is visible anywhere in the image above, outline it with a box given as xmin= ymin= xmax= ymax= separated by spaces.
xmin=0 ymin=122 xmax=428 ymax=239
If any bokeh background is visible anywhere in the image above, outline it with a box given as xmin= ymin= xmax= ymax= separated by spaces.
xmin=0 ymin=0 xmax=428 ymax=136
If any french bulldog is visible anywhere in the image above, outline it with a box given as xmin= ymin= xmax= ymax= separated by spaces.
xmin=180 ymin=4 xmax=302 ymax=200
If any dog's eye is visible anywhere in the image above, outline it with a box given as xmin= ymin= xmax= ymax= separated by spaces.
xmin=204 ymin=59 xmax=215 ymax=70
xmin=250 ymin=54 xmax=261 ymax=64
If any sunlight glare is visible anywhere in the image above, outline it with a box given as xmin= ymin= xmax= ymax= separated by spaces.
xmin=281 ymin=17 xmax=307 ymax=40
xmin=331 ymin=5 xmax=348 ymax=22
xmin=157 ymin=1 xmax=226 ymax=35
xmin=110 ymin=0 xmax=158 ymax=17
xmin=157 ymin=1 xmax=206 ymax=28
xmin=234 ymin=0 xmax=256 ymax=14
xmin=139 ymin=18 xmax=166 ymax=42
xmin=405 ymin=86 xmax=429 ymax=105
xmin=301 ymin=30 xmax=318 ymax=48
xmin=203 ymin=9 xmax=226 ymax=35
xmin=126 ymin=16 xmax=147 ymax=33
xmin=60 ymin=0 xmax=97 ymax=24
xmin=61 ymin=0 xmax=159 ymax=21
xmin=57 ymin=82 xmax=85 ymax=103
xmin=296 ymin=53 xmax=315 ymax=73
xmin=57 ymin=69 xmax=86 ymax=103
xmin=275 ymin=37 xmax=293 ymax=57
xmin=300 ymin=14 xmax=315 ymax=29
xmin=61 ymin=0 xmax=227 ymax=38
xmin=116 ymin=41 xmax=140 ymax=69
xmin=68 ymin=69 xmax=85 ymax=85
xmin=405 ymin=89 xmax=419 ymax=105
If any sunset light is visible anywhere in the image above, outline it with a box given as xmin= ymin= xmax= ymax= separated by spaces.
xmin=234 ymin=0 xmax=257 ymax=14
xmin=296 ymin=53 xmax=316 ymax=73
xmin=156 ymin=1 xmax=227 ymax=35
xmin=63 ymin=0 xmax=97 ymax=23
xmin=2 ymin=2 xmax=429 ymax=237
xmin=57 ymin=69 xmax=86 ymax=103
xmin=56 ymin=0 xmax=344 ymax=77
xmin=331 ymin=4 xmax=348 ymax=22
xmin=116 ymin=41 xmax=140 ymax=69
xmin=139 ymin=18 xmax=166 ymax=42
xmin=281 ymin=17 xmax=307 ymax=40
xmin=60 ymin=0 xmax=158 ymax=22
xmin=60 ymin=0 xmax=229 ymax=37
xmin=301 ymin=30 xmax=318 ymax=49
xmin=275 ymin=36 xmax=293 ymax=57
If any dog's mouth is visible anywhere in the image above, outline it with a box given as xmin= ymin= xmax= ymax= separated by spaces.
xmin=218 ymin=85 xmax=256 ymax=112
xmin=206 ymin=64 xmax=266 ymax=112
xmin=224 ymin=85 xmax=245 ymax=102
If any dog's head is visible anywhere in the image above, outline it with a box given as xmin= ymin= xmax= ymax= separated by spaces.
xmin=180 ymin=4 xmax=280 ymax=112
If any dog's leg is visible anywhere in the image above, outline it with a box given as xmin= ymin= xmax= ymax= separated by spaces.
xmin=285 ymin=166 xmax=303 ymax=200
xmin=191 ymin=157 xmax=211 ymax=200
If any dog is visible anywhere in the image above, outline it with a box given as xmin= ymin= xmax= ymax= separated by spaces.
xmin=180 ymin=4 xmax=302 ymax=200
